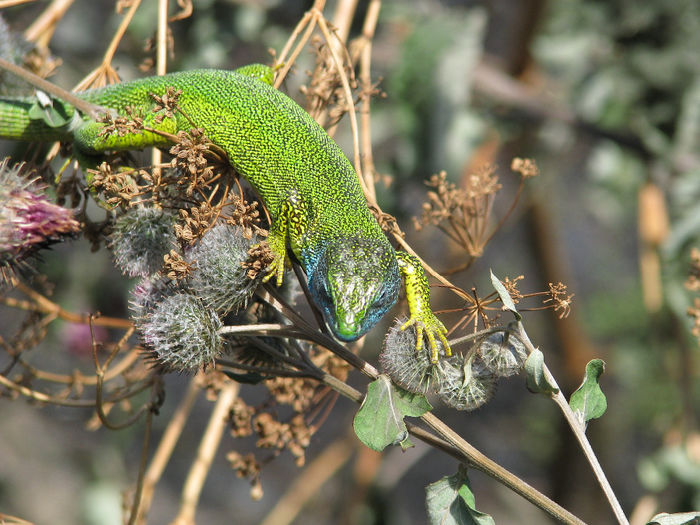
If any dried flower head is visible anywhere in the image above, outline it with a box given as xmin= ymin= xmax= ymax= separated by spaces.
xmin=477 ymin=331 xmax=527 ymax=377
xmin=415 ymin=168 xmax=501 ymax=258
xmin=141 ymin=292 xmax=222 ymax=372
xmin=686 ymin=248 xmax=700 ymax=292
xmin=380 ymin=317 xmax=502 ymax=410
xmin=511 ymin=157 xmax=539 ymax=179
xmin=544 ymin=282 xmax=574 ymax=319
xmin=169 ymin=128 xmax=215 ymax=195
xmin=436 ymin=354 xmax=497 ymax=411
xmin=185 ymin=223 xmax=262 ymax=314
xmin=110 ymin=207 xmax=177 ymax=277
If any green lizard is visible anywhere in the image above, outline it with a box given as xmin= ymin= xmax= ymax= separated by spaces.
xmin=0 ymin=62 xmax=451 ymax=361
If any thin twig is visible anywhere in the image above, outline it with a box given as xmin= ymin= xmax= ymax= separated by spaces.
xmin=516 ymin=322 xmax=629 ymax=525
xmin=128 ymin=382 xmax=161 ymax=525
xmin=172 ymin=381 xmax=240 ymax=525
xmin=135 ymin=375 xmax=202 ymax=524
xmin=260 ymin=435 xmax=355 ymax=525
xmin=0 ymin=57 xmax=107 ymax=118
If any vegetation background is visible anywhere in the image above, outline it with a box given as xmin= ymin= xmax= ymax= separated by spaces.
xmin=0 ymin=0 xmax=698 ymax=524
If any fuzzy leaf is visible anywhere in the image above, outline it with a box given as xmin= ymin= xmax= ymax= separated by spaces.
xmin=647 ymin=512 xmax=700 ymax=525
xmin=524 ymin=349 xmax=559 ymax=395
xmin=490 ymin=270 xmax=521 ymax=320
xmin=426 ymin=465 xmax=495 ymax=525
xmin=353 ymin=375 xmax=432 ymax=452
xmin=569 ymin=359 xmax=607 ymax=429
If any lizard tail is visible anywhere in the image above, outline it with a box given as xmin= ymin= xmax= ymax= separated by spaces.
xmin=0 ymin=96 xmax=75 ymax=142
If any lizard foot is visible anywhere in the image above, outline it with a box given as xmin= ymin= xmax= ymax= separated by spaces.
xmin=400 ymin=313 xmax=451 ymax=364
xmin=257 ymin=240 xmax=289 ymax=287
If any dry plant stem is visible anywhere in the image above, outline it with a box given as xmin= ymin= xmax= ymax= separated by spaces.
xmin=93 ymin=322 xmax=153 ymax=431
xmin=136 ymin=375 xmax=203 ymax=525
xmin=9 ymin=282 xmax=133 ymax=329
xmin=330 ymin=0 xmax=358 ymax=45
xmin=0 ymin=371 xmax=152 ymax=407
xmin=315 ymin=14 xmax=365 ymax=191
xmin=24 ymin=0 xmax=75 ymax=46
xmin=274 ymin=0 xmax=326 ymax=86
xmin=320 ymin=372 xmax=586 ymax=525
xmin=151 ymin=0 xmax=169 ymax=175
xmin=73 ymin=0 xmax=142 ymax=90
xmin=25 ymin=347 xmax=141 ymax=385
xmin=358 ymin=0 xmax=381 ymax=203
xmin=0 ymin=57 xmax=106 ymax=118
xmin=173 ymin=381 xmax=240 ymax=525
xmin=260 ymin=436 xmax=355 ymax=525
xmin=128 ymin=389 xmax=157 ymax=525
xmin=0 ymin=0 xmax=35 ymax=7
xmin=516 ymin=322 xmax=629 ymax=525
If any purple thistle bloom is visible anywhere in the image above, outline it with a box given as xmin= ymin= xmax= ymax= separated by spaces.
xmin=0 ymin=159 xmax=80 ymax=282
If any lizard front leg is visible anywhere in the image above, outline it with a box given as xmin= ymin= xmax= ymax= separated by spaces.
xmin=261 ymin=190 xmax=309 ymax=287
xmin=395 ymin=251 xmax=451 ymax=363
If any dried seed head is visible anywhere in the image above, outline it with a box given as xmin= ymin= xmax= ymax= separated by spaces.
xmin=141 ymin=292 xmax=222 ymax=372
xmin=185 ymin=223 xmax=261 ymax=315
xmin=129 ymin=276 xmax=176 ymax=325
xmin=110 ymin=207 xmax=177 ymax=277
xmin=380 ymin=317 xmax=445 ymax=394
xmin=380 ymin=317 xmax=503 ymax=411
xmin=477 ymin=331 xmax=527 ymax=377
xmin=436 ymin=354 xmax=497 ymax=411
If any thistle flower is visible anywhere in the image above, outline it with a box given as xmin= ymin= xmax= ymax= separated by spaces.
xmin=0 ymin=160 xmax=80 ymax=285
xmin=185 ymin=223 xmax=261 ymax=315
xmin=141 ymin=292 xmax=222 ymax=372
xmin=110 ymin=207 xmax=177 ymax=277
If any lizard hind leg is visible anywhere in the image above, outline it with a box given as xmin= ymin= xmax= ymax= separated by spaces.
xmin=233 ymin=64 xmax=275 ymax=86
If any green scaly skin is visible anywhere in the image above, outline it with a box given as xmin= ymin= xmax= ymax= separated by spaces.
xmin=0 ymin=64 xmax=450 ymax=361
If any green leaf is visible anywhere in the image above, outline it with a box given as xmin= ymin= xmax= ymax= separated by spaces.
xmin=490 ymin=270 xmax=521 ymax=320
xmin=425 ymin=465 xmax=495 ymax=525
xmin=647 ymin=511 xmax=700 ymax=525
xmin=353 ymin=375 xmax=432 ymax=452
xmin=569 ymin=359 xmax=607 ymax=429
xmin=524 ymin=349 xmax=559 ymax=395
xmin=27 ymin=92 xmax=72 ymax=128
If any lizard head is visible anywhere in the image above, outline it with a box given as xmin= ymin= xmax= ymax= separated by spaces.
xmin=307 ymin=237 xmax=400 ymax=341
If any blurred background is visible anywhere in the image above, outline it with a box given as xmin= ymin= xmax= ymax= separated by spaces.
xmin=0 ymin=0 xmax=699 ymax=524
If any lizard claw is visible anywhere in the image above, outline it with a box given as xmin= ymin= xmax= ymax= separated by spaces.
xmin=260 ymin=247 xmax=288 ymax=287
xmin=401 ymin=313 xmax=451 ymax=363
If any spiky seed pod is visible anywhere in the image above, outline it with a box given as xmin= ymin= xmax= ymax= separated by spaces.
xmin=185 ymin=223 xmax=261 ymax=315
xmin=141 ymin=292 xmax=222 ymax=372
xmin=110 ymin=207 xmax=177 ymax=277
xmin=477 ymin=331 xmax=527 ymax=377
xmin=129 ymin=276 xmax=177 ymax=326
xmin=380 ymin=317 xmax=499 ymax=411
xmin=0 ymin=159 xmax=80 ymax=285
xmin=436 ymin=354 xmax=497 ymax=411
xmin=379 ymin=316 xmax=449 ymax=395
